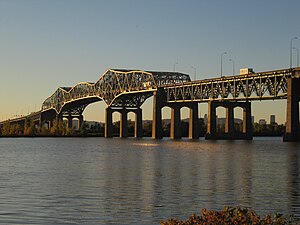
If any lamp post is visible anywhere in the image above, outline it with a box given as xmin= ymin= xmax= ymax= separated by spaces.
xmin=293 ymin=47 xmax=299 ymax=67
xmin=191 ymin=66 xmax=196 ymax=80
xmin=229 ymin=59 xmax=235 ymax=76
xmin=290 ymin=37 xmax=297 ymax=68
xmin=173 ymin=62 xmax=178 ymax=72
xmin=221 ymin=52 xmax=227 ymax=77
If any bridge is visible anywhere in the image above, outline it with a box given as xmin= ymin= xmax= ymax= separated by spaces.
xmin=1 ymin=67 xmax=300 ymax=141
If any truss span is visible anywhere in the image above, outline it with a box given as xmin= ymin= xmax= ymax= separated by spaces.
xmin=164 ymin=68 xmax=300 ymax=102
xmin=42 ymin=69 xmax=190 ymax=114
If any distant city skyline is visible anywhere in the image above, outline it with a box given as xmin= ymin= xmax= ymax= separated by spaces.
xmin=1 ymin=0 xmax=299 ymax=124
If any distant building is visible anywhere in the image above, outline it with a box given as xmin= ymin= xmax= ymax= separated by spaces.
xmin=270 ymin=115 xmax=276 ymax=124
xmin=259 ymin=119 xmax=267 ymax=125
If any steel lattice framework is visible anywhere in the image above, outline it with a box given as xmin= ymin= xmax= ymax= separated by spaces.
xmin=41 ymin=69 xmax=190 ymax=114
xmin=165 ymin=68 xmax=300 ymax=102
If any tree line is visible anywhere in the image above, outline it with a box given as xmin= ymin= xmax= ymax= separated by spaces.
xmin=0 ymin=118 xmax=87 ymax=137
xmin=0 ymin=118 xmax=285 ymax=137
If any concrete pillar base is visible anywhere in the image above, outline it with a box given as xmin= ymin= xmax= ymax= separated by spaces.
xmin=283 ymin=133 xmax=300 ymax=142
xmin=120 ymin=109 xmax=128 ymax=138
xmin=284 ymin=78 xmax=300 ymax=142
xmin=170 ymin=105 xmax=181 ymax=139
xmin=189 ymin=103 xmax=200 ymax=139
xmin=152 ymin=90 xmax=163 ymax=139
xmin=135 ymin=108 xmax=143 ymax=138
xmin=105 ymin=107 xmax=113 ymax=138
xmin=206 ymin=101 xmax=253 ymax=140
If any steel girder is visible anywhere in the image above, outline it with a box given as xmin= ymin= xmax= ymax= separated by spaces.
xmin=164 ymin=68 xmax=298 ymax=102
xmin=41 ymin=69 xmax=190 ymax=114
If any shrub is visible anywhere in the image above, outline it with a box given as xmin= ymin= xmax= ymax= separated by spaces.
xmin=160 ymin=207 xmax=299 ymax=225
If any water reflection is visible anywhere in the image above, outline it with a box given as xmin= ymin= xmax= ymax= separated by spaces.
xmin=287 ymin=143 xmax=300 ymax=216
xmin=0 ymin=137 xmax=299 ymax=224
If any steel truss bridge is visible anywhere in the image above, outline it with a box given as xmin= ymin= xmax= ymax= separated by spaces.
xmin=165 ymin=68 xmax=295 ymax=102
xmin=1 ymin=67 xmax=300 ymax=141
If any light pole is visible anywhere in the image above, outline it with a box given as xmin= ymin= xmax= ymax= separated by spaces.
xmin=191 ymin=66 xmax=196 ymax=80
xmin=173 ymin=62 xmax=178 ymax=72
xmin=221 ymin=52 xmax=227 ymax=77
xmin=290 ymin=37 xmax=297 ymax=68
xmin=293 ymin=47 xmax=299 ymax=67
xmin=229 ymin=58 xmax=235 ymax=76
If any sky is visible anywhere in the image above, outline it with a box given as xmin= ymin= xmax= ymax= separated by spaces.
xmin=1 ymin=0 xmax=300 ymax=124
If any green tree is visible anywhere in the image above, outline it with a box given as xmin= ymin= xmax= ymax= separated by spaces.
xmin=24 ymin=120 xmax=37 ymax=136
xmin=40 ymin=126 xmax=50 ymax=136
xmin=79 ymin=121 xmax=88 ymax=135
xmin=9 ymin=124 xmax=22 ymax=135
xmin=2 ymin=121 xmax=11 ymax=136
xmin=50 ymin=118 xmax=60 ymax=136
xmin=143 ymin=121 xmax=152 ymax=137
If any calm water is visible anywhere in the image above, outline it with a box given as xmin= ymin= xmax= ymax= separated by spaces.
xmin=0 ymin=137 xmax=299 ymax=224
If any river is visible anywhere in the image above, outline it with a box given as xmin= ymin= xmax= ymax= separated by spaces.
xmin=0 ymin=137 xmax=299 ymax=224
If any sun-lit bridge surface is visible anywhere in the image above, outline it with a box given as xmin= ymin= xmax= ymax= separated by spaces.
xmin=1 ymin=67 xmax=300 ymax=141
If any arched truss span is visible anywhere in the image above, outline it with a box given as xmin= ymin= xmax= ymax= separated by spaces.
xmin=41 ymin=69 xmax=191 ymax=114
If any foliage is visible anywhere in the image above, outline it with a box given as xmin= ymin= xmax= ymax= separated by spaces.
xmin=160 ymin=207 xmax=299 ymax=225
xmin=0 ymin=118 xmax=78 ymax=137
xmin=0 ymin=121 xmax=23 ymax=136
xmin=79 ymin=121 xmax=88 ymax=135
xmin=39 ymin=126 xmax=50 ymax=135
xmin=253 ymin=122 xmax=285 ymax=136
xmin=24 ymin=120 xmax=37 ymax=136
xmin=50 ymin=118 xmax=74 ymax=136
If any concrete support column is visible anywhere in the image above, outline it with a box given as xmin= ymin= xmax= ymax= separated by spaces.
xmin=47 ymin=121 xmax=52 ymax=130
xmin=284 ymin=78 xmax=300 ymax=141
xmin=207 ymin=101 xmax=217 ymax=136
xmin=78 ymin=115 xmax=83 ymax=129
xmin=170 ymin=105 xmax=181 ymax=139
xmin=242 ymin=102 xmax=253 ymax=140
xmin=105 ymin=107 xmax=113 ymax=138
xmin=57 ymin=113 xmax=63 ymax=120
xmin=135 ymin=108 xmax=143 ymax=138
xmin=225 ymin=106 xmax=234 ymax=137
xmin=189 ymin=103 xmax=199 ymax=139
xmin=33 ymin=120 xmax=40 ymax=129
xmin=120 ymin=109 xmax=128 ymax=138
xmin=40 ymin=110 xmax=57 ymax=130
xmin=67 ymin=116 xmax=73 ymax=129
xmin=152 ymin=91 xmax=163 ymax=139
xmin=38 ymin=115 xmax=43 ymax=130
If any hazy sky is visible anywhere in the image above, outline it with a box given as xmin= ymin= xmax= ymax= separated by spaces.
xmin=1 ymin=0 xmax=299 ymax=123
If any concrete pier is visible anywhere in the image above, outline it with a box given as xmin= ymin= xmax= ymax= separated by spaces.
xmin=283 ymin=78 xmax=300 ymax=141
xmin=206 ymin=101 xmax=253 ymax=140
xmin=105 ymin=107 xmax=113 ymax=138
xmin=152 ymin=91 xmax=163 ymax=139
xmin=151 ymin=89 xmax=199 ymax=139
xmin=105 ymin=107 xmax=143 ymax=138
xmin=170 ymin=105 xmax=181 ymax=139
xmin=134 ymin=108 xmax=143 ymax=138
xmin=189 ymin=103 xmax=200 ymax=139
xmin=120 ymin=109 xmax=128 ymax=138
